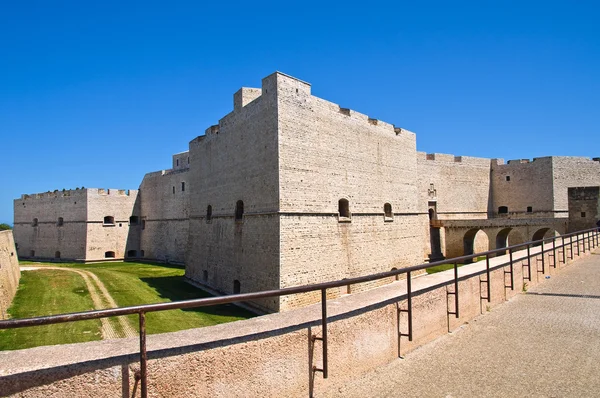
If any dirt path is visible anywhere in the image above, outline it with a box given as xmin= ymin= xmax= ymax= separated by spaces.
xmin=21 ymin=266 xmax=137 ymax=339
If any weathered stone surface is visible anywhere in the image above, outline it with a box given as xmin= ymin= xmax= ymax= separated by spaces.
xmin=10 ymin=71 xmax=600 ymax=311
xmin=0 ymin=230 xmax=20 ymax=319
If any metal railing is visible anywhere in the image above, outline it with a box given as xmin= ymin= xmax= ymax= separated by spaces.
xmin=1 ymin=227 xmax=598 ymax=397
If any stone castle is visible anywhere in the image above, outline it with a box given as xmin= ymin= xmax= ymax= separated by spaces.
xmin=13 ymin=72 xmax=600 ymax=312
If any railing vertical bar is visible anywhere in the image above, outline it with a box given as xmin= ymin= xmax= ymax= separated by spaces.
xmin=577 ymin=234 xmax=580 ymax=256
xmin=485 ymin=254 xmax=491 ymax=303
xmin=407 ymin=271 xmax=413 ymax=341
xmin=453 ymin=262 xmax=459 ymax=318
xmin=320 ymin=289 xmax=328 ymax=379
xmin=552 ymin=238 xmax=557 ymax=268
xmin=570 ymin=236 xmax=574 ymax=259
xmin=139 ymin=311 xmax=148 ymax=398
xmin=540 ymin=241 xmax=545 ymax=274
xmin=562 ymin=235 xmax=566 ymax=264
xmin=525 ymin=244 xmax=531 ymax=281
xmin=583 ymin=232 xmax=587 ymax=253
xmin=509 ymin=248 xmax=514 ymax=290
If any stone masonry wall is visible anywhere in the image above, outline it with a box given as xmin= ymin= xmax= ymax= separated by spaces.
xmin=86 ymin=189 xmax=139 ymax=261
xmin=568 ymin=186 xmax=600 ymax=233
xmin=0 ymin=230 xmax=20 ymax=320
xmin=275 ymin=72 xmax=427 ymax=310
xmin=185 ymin=74 xmax=281 ymax=312
xmin=172 ymin=151 xmax=190 ymax=171
xmin=13 ymin=189 xmax=89 ymax=260
xmin=552 ymin=157 xmax=600 ymax=214
xmin=139 ymin=169 xmax=189 ymax=264
xmin=417 ymin=152 xmax=492 ymax=219
xmin=491 ymin=157 xmax=555 ymax=216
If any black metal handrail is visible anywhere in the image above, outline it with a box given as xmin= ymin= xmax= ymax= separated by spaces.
xmin=1 ymin=227 xmax=598 ymax=397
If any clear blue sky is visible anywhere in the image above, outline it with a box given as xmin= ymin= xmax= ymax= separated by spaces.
xmin=1 ymin=1 xmax=599 ymax=224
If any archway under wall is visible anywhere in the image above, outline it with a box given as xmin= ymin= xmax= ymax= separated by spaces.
xmin=463 ymin=228 xmax=489 ymax=260
xmin=495 ymin=228 xmax=512 ymax=254
xmin=531 ymin=228 xmax=560 ymax=246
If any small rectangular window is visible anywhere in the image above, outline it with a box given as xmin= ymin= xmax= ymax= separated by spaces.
xmin=181 ymin=182 xmax=185 ymax=192
xmin=527 ymin=206 xmax=533 ymax=213
xmin=581 ymin=212 xmax=586 ymax=218
xmin=506 ymin=176 xmax=511 ymax=181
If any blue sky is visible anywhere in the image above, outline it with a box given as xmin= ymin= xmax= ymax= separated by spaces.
xmin=1 ymin=1 xmax=599 ymax=224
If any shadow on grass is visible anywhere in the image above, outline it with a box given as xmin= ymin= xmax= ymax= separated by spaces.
xmin=125 ymin=261 xmax=185 ymax=270
xmin=140 ymin=276 xmax=255 ymax=318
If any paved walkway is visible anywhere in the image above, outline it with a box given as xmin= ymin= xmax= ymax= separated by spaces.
xmin=325 ymin=251 xmax=600 ymax=398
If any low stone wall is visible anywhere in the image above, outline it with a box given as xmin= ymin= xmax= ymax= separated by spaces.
xmin=0 ymin=232 xmax=596 ymax=397
xmin=0 ymin=230 xmax=20 ymax=320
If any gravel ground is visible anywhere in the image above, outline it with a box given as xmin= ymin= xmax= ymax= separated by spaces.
xmin=325 ymin=251 xmax=600 ymax=398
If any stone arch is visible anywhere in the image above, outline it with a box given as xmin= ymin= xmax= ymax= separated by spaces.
xmin=531 ymin=228 xmax=559 ymax=246
xmin=463 ymin=228 xmax=489 ymax=258
xmin=496 ymin=228 xmax=511 ymax=251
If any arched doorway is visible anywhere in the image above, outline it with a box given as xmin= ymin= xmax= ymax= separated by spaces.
xmin=464 ymin=229 xmax=489 ymax=261
xmin=495 ymin=228 xmax=513 ymax=254
xmin=532 ymin=228 xmax=559 ymax=246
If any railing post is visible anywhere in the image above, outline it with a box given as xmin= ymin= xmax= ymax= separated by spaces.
xmin=570 ymin=236 xmax=574 ymax=259
xmin=453 ymin=262 xmax=459 ymax=318
xmin=485 ymin=254 xmax=491 ymax=303
xmin=509 ymin=248 xmax=514 ymax=290
xmin=562 ymin=235 xmax=566 ymax=264
xmin=583 ymin=232 xmax=587 ymax=253
xmin=552 ymin=238 xmax=557 ymax=268
xmin=576 ymin=234 xmax=580 ymax=256
xmin=139 ymin=311 xmax=148 ymax=398
xmin=406 ymin=271 xmax=413 ymax=341
xmin=526 ymin=244 xmax=531 ymax=279
xmin=321 ymin=289 xmax=328 ymax=379
xmin=540 ymin=241 xmax=545 ymax=274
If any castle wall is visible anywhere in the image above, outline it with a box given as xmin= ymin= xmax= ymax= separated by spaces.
xmin=138 ymin=169 xmax=189 ymax=263
xmin=552 ymin=157 xmax=600 ymax=215
xmin=0 ymin=230 xmax=20 ymax=320
xmin=172 ymin=151 xmax=190 ymax=171
xmin=491 ymin=157 xmax=555 ymax=216
xmin=86 ymin=189 xmax=139 ymax=261
xmin=185 ymin=75 xmax=281 ymax=312
xmin=13 ymin=189 xmax=89 ymax=261
xmin=568 ymin=187 xmax=600 ymax=233
xmin=417 ymin=153 xmax=492 ymax=219
xmin=275 ymin=72 xmax=427 ymax=309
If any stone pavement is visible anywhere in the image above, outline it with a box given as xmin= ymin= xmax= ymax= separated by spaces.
xmin=324 ymin=251 xmax=600 ymax=398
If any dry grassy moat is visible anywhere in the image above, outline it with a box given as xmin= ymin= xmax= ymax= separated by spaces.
xmin=0 ymin=261 xmax=254 ymax=351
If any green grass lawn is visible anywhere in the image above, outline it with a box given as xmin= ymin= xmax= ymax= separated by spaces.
xmin=426 ymin=256 xmax=488 ymax=274
xmin=76 ymin=262 xmax=254 ymax=334
xmin=1 ymin=261 xmax=254 ymax=350
xmin=0 ymin=269 xmax=102 ymax=350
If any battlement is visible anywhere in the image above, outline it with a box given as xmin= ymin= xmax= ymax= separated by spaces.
xmin=417 ymin=152 xmax=493 ymax=166
xmin=18 ymin=187 xmax=137 ymax=201
xmin=89 ymin=188 xmax=137 ymax=197
xmin=493 ymin=156 xmax=553 ymax=170
xmin=20 ymin=188 xmax=88 ymax=200
xmin=234 ymin=87 xmax=262 ymax=110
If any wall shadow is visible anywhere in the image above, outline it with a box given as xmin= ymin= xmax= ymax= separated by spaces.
xmin=140 ymin=275 xmax=255 ymax=318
